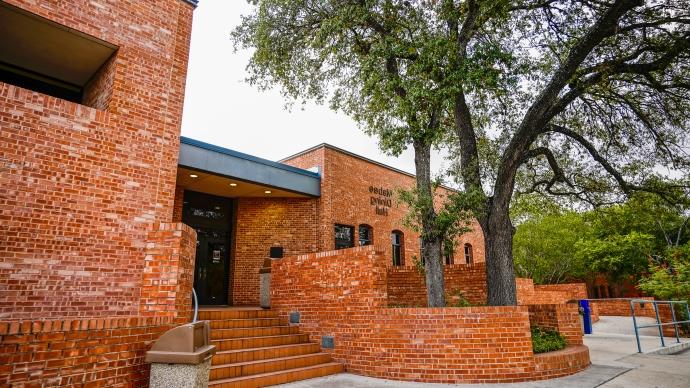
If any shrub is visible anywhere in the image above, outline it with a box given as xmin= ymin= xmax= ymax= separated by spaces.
xmin=531 ymin=326 xmax=567 ymax=354
xmin=446 ymin=289 xmax=473 ymax=307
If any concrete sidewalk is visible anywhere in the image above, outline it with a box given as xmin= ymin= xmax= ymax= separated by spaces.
xmin=277 ymin=316 xmax=689 ymax=388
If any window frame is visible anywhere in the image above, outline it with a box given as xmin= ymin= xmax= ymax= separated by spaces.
xmin=391 ymin=230 xmax=404 ymax=266
xmin=464 ymin=243 xmax=473 ymax=265
xmin=334 ymin=224 xmax=355 ymax=250
xmin=358 ymin=224 xmax=373 ymax=246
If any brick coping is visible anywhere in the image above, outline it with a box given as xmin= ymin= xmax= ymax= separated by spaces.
xmin=0 ymin=315 xmax=175 ymax=335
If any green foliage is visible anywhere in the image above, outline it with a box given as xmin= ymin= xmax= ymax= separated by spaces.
xmin=513 ymin=211 xmax=590 ymax=284
xmin=638 ymin=245 xmax=690 ymax=333
xmin=513 ymin=193 xmax=690 ymax=285
xmin=446 ymin=289 xmax=473 ymax=308
xmin=397 ymin=182 xmax=479 ymax=247
xmin=638 ymin=245 xmax=690 ymax=302
xmin=531 ymin=327 xmax=567 ymax=354
xmin=410 ymin=254 xmax=425 ymax=275
xmin=575 ymin=232 xmax=654 ymax=282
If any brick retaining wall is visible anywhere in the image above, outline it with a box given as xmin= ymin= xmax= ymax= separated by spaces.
xmin=271 ymin=246 xmax=590 ymax=383
xmin=0 ymin=316 xmax=174 ymax=387
xmin=517 ymin=278 xmax=587 ymax=305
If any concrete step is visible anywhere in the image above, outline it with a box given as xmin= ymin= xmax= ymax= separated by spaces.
xmin=211 ymin=334 xmax=310 ymax=351
xmin=209 ymin=352 xmax=333 ymax=380
xmin=208 ymin=362 xmax=344 ymax=388
xmin=210 ymin=318 xmax=285 ymax=330
xmin=199 ymin=309 xmax=278 ymax=320
xmin=212 ymin=343 xmax=321 ymax=366
xmin=211 ymin=326 xmax=300 ymax=340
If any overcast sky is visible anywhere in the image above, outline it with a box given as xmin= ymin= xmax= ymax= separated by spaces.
xmin=180 ymin=0 xmax=448 ymax=176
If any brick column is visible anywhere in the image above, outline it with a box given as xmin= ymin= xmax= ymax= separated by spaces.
xmin=140 ymin=222 xmax=197 ymax=323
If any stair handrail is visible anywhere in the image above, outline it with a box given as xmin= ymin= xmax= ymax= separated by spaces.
xmin=192 ymin=287 xmax=199 ymax=323
xmin=630 ymin=299 xmax=690 ymax=353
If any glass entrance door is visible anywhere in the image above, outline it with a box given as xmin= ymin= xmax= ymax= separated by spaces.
xmin=182 ymin=190 xmax=232 ymax=305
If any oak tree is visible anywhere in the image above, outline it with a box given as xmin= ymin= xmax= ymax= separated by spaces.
xmin=233 ymin=0 xmax=690 ymax=305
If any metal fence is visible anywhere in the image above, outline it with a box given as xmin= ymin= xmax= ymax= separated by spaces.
xmin=630 ymin=299 xmax=690 ymax=353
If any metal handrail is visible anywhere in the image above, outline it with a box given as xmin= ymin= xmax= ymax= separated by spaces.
xmin=630 ymin=299 xmax=690 ymax=353
xmin=192 ymin=288 xmax=199 ymax=323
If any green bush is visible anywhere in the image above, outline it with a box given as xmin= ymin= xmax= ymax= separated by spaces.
xmin=531 ymin=326 xmax=567 ymax=354
xmin=446 ymin=290 xmax=473 ymax=307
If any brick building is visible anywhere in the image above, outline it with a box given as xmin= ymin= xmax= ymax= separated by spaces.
xmin=0 ymin=1 xmax=590 ymax=386
xmin=173 ymin=138 xmax=485 ymax=307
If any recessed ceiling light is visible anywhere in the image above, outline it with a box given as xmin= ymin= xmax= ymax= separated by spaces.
xmin=229 ymin=183 xmax=237 ymax=187
xmin=189 ymin=174 xmax=198 ymax=178
xmin=264 ymin=190 xmax=272 ymax=194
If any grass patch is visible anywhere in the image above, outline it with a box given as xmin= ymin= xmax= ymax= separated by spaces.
xmin=531 ymin=326 xmax=567 ymax=354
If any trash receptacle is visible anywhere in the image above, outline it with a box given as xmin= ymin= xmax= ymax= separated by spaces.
xmin=146 ymin=320 xmax=216 ymax=388
xmin=579 ymin=299 xmax=592 ymax=335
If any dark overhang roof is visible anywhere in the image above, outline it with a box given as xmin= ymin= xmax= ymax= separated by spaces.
xmin=178 ymin=136 xmax=321 ymax=197
xmin=181 ymin=0 xmax=199 ymax=8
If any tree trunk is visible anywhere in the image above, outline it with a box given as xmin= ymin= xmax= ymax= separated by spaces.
xmin=424 ymin=237 xmax=445 ymax=307
xmin=484 ymin=206 xmax=518 ymax=306
xmin=413 ymin=140 xmax=446 ymax=307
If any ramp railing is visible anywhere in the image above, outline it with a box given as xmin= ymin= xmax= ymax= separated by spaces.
xmin=630 ymin=299 xmax=690 ymax=353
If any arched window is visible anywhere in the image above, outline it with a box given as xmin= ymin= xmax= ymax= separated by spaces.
xmin=358 ymin=224 xmax=373 ymax=246
xmin=464 ymin=243 xmax=473 ymax=265
xmin=391 ymin=231 xmax=404 ymax=266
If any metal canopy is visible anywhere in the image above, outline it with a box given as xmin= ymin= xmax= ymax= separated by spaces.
xmin=178 ymin=137 xmax=321 ymax=198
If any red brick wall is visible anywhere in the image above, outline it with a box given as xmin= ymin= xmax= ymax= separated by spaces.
xmin=82 ymin=52 xmax=117 ymax=111
xmin=589 ymin=297 xmax=654 ymax=317
xmin=282 ymin=146 xmax=486 ymax=266
xmin=528 ymin=304 xmax=584 ymax=345
xmin=172 ymin=185 xmax=185 ymax=223
xmin=0 ymin=0 xmax=194 ymax=319
xmin=0 ymin=316 xmax=174 ymax=387
xmin=535 ymin=284 xmax=588 ymax=300
xmin=270 ymin=246 xmax=589 ymax=383
xmin=517 ymin=278 xmax=588 ymax=305
xmin=387 ymin=263 xmax=487 ymax=306
xmin=139 ymin=222 xmax=196 ymax=323
xmin=232 ymin=198 xmax=318 ymax=305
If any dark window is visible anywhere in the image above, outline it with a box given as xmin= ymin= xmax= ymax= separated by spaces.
xmin=358 ymin=224 xmax=372 ymax=246
xmin=464 ymin=243 xmax=473 ymax=265
xmin=334 ymin=224 xmax=354 ymax=250
xmin=444 ymin=243 xmax=454 ymax=265
xmin=391 ymin=231 xmax=404 ymax=266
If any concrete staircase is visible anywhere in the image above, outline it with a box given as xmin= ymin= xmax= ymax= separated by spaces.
xmin=201 ymin=308 xmax=343 ymax=388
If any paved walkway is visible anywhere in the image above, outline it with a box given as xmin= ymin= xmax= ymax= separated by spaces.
xmin=278 ymin=316 xmax=690 ymax=388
